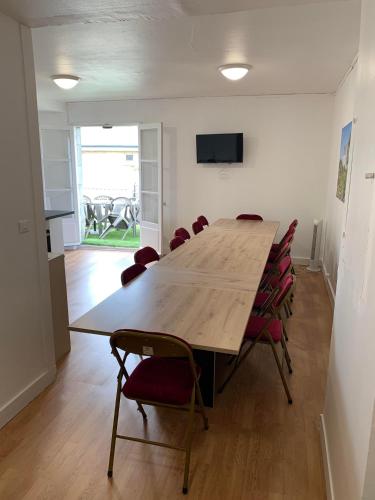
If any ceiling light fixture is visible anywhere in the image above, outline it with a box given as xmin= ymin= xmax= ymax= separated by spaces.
xmin=51 ymin=75 xmax=80 ymax=89
xmin=218 ymin=64 xmax=251 ymax=81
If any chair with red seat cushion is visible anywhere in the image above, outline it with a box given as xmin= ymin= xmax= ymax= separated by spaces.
xmin=170 ymin=236 xmax=185 ymax=252
xmin=108 ymin=329 xmax=208 ymax=494
xmin=175 ymin=227 xmax=191 ymax=240
xmin=134 ymin=246 xmax=160 ymax=266
xmin=219 ymin=275 xmax=294 ymax=404
xmin=197 ymin=215 xmax=209 ymax=226
xmin=236 ymin=214 xmax=263 ymax=221
xmin=120 ymin=263 xmax=147 ymax=286
xmin=271 ymin=220 xmax=298 ymax=253
xmin=192 ymin=220 xmax=204 ymax=235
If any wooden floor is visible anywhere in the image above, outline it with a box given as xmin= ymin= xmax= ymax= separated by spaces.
xmin=0 ymin=248 xmax=332 ymax=500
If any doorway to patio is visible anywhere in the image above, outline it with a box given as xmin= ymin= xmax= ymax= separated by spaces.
xmin=77 ymin=125 xmax=140 ymax=249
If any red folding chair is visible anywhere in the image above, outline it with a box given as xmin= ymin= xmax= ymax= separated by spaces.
xmin=219 ymin=274 xmax=295 ymax=403
xmin=170 ymin=236 xmax=185 ymax=251
xmin=192 ymin=220 xmax=204 ymax=235
xmin=134 ymin=246 xmax=160 ymax=266
xmin=120 ymin=263 xmax=147 ymax=286
xmin=197 ymin=215 xmax=209 ymax=227
xmin=175 ymin=227 xmax=191 ymax=240
xmin=236 ymin=214 xmax=263 ymax=221
xmin=108 ymin=330 xmax=209 ymax=494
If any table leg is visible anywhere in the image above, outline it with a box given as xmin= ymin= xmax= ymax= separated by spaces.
xmin=193 ymin=349 xmax=216 ymax=408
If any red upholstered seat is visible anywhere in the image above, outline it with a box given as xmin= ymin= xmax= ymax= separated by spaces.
xmin=244 ymin=316 xmax=282 ymax=343
xmin=123 ymin=357 xmax=199 ymax=406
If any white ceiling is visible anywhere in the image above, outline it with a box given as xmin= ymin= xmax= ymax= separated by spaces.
xmin=25 ymin=0 xmax=361 ymax=110
xmin=0 ymin=0 xmax=357 ymax=27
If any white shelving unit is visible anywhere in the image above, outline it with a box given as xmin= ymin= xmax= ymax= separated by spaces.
xmin=40 ymin=129 xmax=80 ymax=246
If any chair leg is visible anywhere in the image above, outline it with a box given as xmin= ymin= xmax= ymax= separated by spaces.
xmin=269 ymin=337 xmax=293 ymax=404
xmin=281 ymin=335 xmax=292 ymax=373
xmin=182 ymin=387 xmax=196 ymax=494
xmin=284 ymin=303 xmax=290 ymax=319
xmin=107 ymin=377 xmax=122 ymax=477
xmin=287 ymin=300 xmax=293 ymax=316
xmin=195 ymin=382 xmax=209 ymax=430
xmin=218 ymin=342 xmax=255 ymax=393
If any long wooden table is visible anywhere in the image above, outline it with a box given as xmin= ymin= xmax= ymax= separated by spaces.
xmin=69 ymin=218 xmax=279 ymax=406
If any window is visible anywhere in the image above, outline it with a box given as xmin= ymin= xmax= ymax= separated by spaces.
xmin=126 ymin=154 xmax=133 ymax=161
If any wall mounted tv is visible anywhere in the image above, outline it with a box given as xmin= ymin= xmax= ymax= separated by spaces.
xmin=196 ymin=133 xmax=243 ymax=164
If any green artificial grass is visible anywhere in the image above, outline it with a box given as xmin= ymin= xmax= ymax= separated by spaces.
xmin=83 ymin=225 xmax=140 ymax=248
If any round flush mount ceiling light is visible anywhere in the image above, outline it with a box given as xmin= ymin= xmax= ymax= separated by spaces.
xmin=51 ymin=75 xmax=80 ymax=89
xmin=218 ymin=64 xmax=251 ymax=81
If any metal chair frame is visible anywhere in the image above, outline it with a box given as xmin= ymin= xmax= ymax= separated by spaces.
xmin=108 ymin=329 xmax=209 ymax=494
xmin=219 ymin=277 xmax=295 ymax=404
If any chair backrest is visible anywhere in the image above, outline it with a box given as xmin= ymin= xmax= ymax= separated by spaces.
xmin=175 ymin=227 xmax=190 ymax=240
xmin=94 ymin=195 xmax=113 ymax=201
xmin=290 ymin=219 xmax=298 ymax=228
xmin=197 ymin=215 xmax=209 ymax=227
xmin=110 ymin=330 xmax=199 ymax=380
xmin=121 ymin=263 xmax=147 ymax=286
xmin=170 ymin=236 xmax=185 ymax=251
xmin=112 ymin=197 xmax=131 ymax=216
xmin=134 ymin=246 xmax=160 ymax=266
xmin=83 ymin=195 xmax=91 ymax=203
xmin=279 ymin=225 xmax=296 ymax=247
xmin=192 ymin=220 xmax=204 ymax=235
xmin=236 ymin=214 xmax=263 ymax=221
xmin=270 ymin=255 xmax=292 ymax=288
xmin=272 ymin=274 xmax=294 ymax=309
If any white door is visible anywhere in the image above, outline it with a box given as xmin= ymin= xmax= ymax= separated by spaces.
xmin=40 ymin=128 xmax=80 ymax=246
xmin=139 ymin=123 xmax=163 ymax=254
xmin=73 ymin=127 xmax=86 ymax=242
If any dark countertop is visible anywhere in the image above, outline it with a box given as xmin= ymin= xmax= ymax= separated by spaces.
xmin=45 ymin=210 xmax=74 ymax=221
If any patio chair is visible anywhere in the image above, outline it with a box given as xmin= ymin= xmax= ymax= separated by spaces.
xmin=94 ymin=195 xmax=113 ymax=236
xmin=82 ymin=195 xmax=96 ymax=237
xmin=99 ymin=197 xmax=131 ymax=239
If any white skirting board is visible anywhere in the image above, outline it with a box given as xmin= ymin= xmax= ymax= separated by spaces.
xmin=320 ymin=413 xmax=335 ymax=500
xmin=0 ymin=366 xmax=56 ymax=429
xmin=322 ymin=264 xmax=336 ymax=308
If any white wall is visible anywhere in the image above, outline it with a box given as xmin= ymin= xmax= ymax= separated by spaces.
xmin=67 ymin=94 xmax=333 ymax=259
xmin=0 ymin=15 xmax=55 ymax=428
xmin=322 ymin=63 xmax=357 ymax=301
xmin=323 ymin=0 xmax=375 ymax=498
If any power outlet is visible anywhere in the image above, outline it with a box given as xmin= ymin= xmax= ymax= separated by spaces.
xmin=18 ymin=220 xmax=31 ymax=234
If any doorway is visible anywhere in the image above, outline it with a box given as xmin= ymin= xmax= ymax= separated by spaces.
xmin=76 ymin=125 xmax=140 ymax=249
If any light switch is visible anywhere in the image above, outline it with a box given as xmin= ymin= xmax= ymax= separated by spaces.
xmin=18 ymin=220 xmax=31 ymax=234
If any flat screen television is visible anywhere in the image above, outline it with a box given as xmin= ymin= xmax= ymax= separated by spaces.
xmin=196 ymin=133 xmax=243 ymax=164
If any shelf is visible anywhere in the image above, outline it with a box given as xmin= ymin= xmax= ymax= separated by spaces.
xmin=45 ymin=188 xmax=72 ymax=192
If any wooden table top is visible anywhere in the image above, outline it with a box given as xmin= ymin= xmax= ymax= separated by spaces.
xmin=69 ymin=218 xmax=279 ymax=354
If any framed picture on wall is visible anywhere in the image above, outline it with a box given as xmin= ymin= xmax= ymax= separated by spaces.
xmin=336 ymin=121 xmax=353 ymax=203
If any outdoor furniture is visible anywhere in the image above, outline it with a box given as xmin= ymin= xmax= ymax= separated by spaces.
xmin=99 ymin=197 xmax=131 ymax=239
xmin=93 ymin=196 xmax=113 ymax=236
xmin=82 ymin=195 xmax=96 ymax=237
xmin=122 ymin=199 xmax=140 ymax=239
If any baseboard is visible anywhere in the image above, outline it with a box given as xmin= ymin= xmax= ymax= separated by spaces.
xmin=320 ymin=414 xmax=335 ymax=500
xmin=0 ymin=365 xmax=56 ymax=429
xmin=322 ymin=264 xmax=335 ymax=308
xmin=292 ymin=256 xmax=310 ymax=266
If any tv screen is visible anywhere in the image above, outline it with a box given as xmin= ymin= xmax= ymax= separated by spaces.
xmin=196 ymin=133 xmax=243 ymax=164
